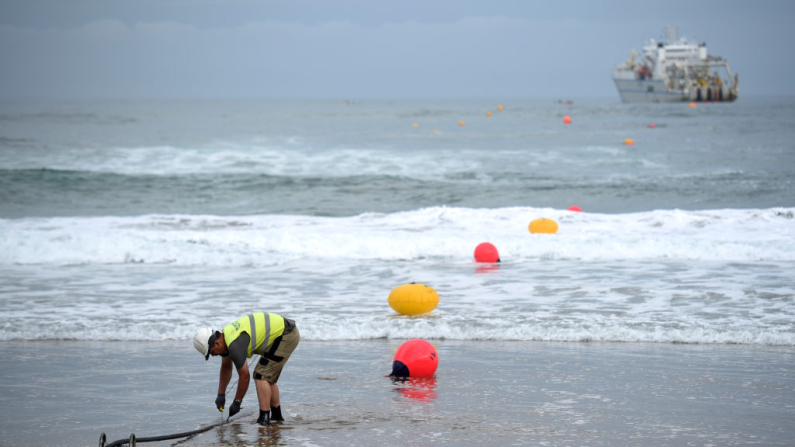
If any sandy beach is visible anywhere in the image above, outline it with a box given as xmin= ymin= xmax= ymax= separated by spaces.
xmin=1 ymin=339 xmax=793 ymax=446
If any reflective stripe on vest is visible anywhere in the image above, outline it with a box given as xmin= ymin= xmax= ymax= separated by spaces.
xmin=248 ymin=314 xmax=257 ymax=355
xmin=248 ymin=313 xmax=272 ymax=356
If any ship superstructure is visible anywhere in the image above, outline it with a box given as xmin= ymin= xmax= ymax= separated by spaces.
xmin=612 ymin=26 xmax=738 ymax=103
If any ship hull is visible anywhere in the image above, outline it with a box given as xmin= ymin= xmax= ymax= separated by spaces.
xmin=612 ymin=73 xmax=738 ymax=103
xmin=613 ymin=78 xmax=685 ymax=103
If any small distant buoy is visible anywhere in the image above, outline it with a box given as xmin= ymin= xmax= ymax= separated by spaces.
xmin=689 ymin=102 xmax=697 ymax=108
xmin=624 ymin=138 xmax=634 ymax=146
xmin=486 ymin=111 xmax=493 ymax=117
xmin=568 ymin=205 xmax=582 ymax=212
xmin=412 ymin=122 xmax=418 ymax=127
xmin=529 ymin=218 xmax=559 ymax=234
xmin=388 ymin=283 xmax=439 ymax=315
xmin=474 ymin=242 xmax=500 ymax=263
xmin=497 ymin=104 xmax=504 ymax=111
xmin=458 ymin=121 xmax=465 ymax=127
xmin=563 ymin=116 xmax=571 ymax=124
xmin=390 ymin=339 xmax=438 ymax=378
xmin=649 ymin=123 xmax=656 ymax=129
xmin=433 ymin=129 xmax=440 ymax=134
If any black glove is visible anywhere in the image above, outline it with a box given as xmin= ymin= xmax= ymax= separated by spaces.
xmin=229 ymin=400 xmax=242 ymax=418
xmin=215 ymin=393 xmax=225 ymax=412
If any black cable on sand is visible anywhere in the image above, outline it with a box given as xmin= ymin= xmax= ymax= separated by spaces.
xmin=100 ymin=410 xmax=253 ymax=447
xmin=100 ymin=350 xmax=261 ymax=446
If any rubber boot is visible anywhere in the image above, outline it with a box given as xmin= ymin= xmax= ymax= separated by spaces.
xmin=257 ymin=410 xmax=270 ymax=425
xmin=271 ymin=406 xmax=284 ymax=422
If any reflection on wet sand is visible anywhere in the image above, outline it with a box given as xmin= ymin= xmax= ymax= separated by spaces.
xmin=391 ymin=376 xmax=438 ymax=402
xmin=475 ymin=264 xmax=500 ymax=274
xmin=255 ymin=423 xmax=283 ymax=446
xmin=210 ymin=418 xmax=284 ymax=446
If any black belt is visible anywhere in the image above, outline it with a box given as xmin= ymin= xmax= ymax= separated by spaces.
xmin=283 ymin=318 xmax=296 ymax=335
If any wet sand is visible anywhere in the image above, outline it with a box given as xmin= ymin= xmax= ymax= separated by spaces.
xmin=0 ymin=340 xmax=793 ymax=446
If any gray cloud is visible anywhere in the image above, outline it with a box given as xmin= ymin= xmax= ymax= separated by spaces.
xmin=1 ymin=0 xmax=793 ymax=99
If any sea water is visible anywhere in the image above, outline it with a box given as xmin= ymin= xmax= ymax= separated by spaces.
xmin=1 ymin=98 xmax=793 ymax=345
xmin=2 ymin=97 xmax=795 ymax=446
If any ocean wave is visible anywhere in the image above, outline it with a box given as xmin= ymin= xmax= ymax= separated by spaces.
xmin=0 ymin=145 xmax=485 ymax=177
xmin=1 ymin=318 xmax=791 ymax=345
xmin=1 ymin=207 xmax=794 ymax=265
xmin=0 ymin=143 xmax=753 ymax=182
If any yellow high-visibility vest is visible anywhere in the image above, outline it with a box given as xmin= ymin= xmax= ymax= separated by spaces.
xmin=222 ymin=312 xmax=285 ymax=358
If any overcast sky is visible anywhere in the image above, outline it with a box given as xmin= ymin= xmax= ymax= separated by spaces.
xmin=1 ymin=0 xmax=793 ymax=99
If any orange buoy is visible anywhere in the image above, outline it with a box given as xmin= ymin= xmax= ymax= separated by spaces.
xmin=388 ymin=283 xmax=439 ymax=315
xmin=458 ymin=121 xmax=465 ymax=126
xmin=412 ymin=122 xmax=419 ymax=127
xmin=529 ymin=218 xmax=559 ymax=234
xmin=474 ymin=242 xmax=500 ymax=263
xmin=624 ymin=138 xmax=634 ymax=146
xmin=390 ymin=339 xmax=438 ymax=378
xmin=568 ymin=205 xmax=582 ymax=212
xmin=689 ymin=102 xmax=697 ymax=108
xmin=497 ymin=104 xmax=504 ymax=111
xmin=485 ymin=111 xmax=493 ymax=117
xmin=563 ymin=115 xmax=571 ymax=124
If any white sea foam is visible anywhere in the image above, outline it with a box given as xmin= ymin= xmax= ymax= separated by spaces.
xmin=2 ymin=207 xmax=793 ymax=345
xmin=0 ymin=142 xmax=676 ymax=183
xmin=0 ymin=144 xmax=489 ymax=178
xmin=2 ymin=301 xmax=792 ymax=345
xmin=1 ymin=207 xmax=793 ymax=266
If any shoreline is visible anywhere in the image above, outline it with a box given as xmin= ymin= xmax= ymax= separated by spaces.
xmin=1 ymin=339 xmax=793 ymax=446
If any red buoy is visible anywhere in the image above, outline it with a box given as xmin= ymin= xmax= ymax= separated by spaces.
xmin=474 ymin=242 xmax=500 ymax=263
xmin=390 ymin=339 xmax=438 ymax=378
xmin=568 ymin=205 xmax=582 ymax=212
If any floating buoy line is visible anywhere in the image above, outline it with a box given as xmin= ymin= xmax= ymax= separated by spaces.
xmin=99 ymin=355 xmax=260 ymax=447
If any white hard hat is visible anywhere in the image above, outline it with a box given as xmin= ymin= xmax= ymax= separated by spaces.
xmin=193 ymin=327 xmax=216 ymax=361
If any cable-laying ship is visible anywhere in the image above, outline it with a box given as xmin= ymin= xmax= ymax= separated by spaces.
xmin=612 ymin=25 xmax=738 ymax=103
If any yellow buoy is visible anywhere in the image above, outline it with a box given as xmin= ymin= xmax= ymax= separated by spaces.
xmin=412 ymin=122 xmax=419 ymax=127
xmin=497 ymin=104 xmax=504 ymax=111
xmin=388 ymin=283 xmax=439 ymax=315
xmin=486 ymin=111 xmax=493 ymax=117
xmin=529 ymin=218 xmax=558 ymax=234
